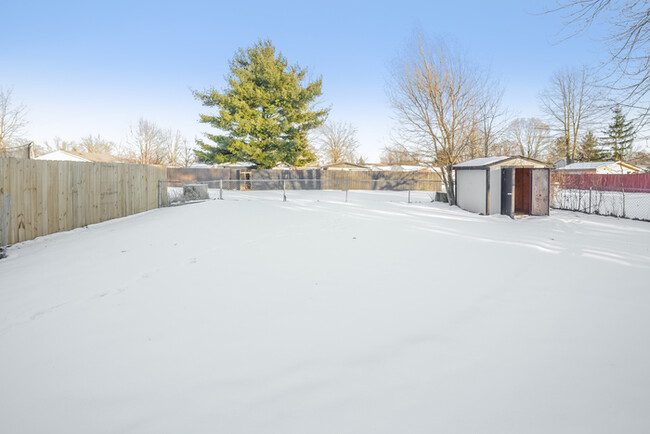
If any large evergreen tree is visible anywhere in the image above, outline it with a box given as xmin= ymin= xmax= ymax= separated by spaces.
xmin=550 ymin=135 xmax=571 ymax=163
xmin=193 ymin=40 xmax=328 ymax=167
xmin=603 ymin=107 xmax=635 ymax=161
xmin=577 ymin=130 xmax=604 ymax=161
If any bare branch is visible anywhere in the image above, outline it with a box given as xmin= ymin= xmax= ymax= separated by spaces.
xmin=387 ymin=35 xmax=495 ymax=204
xmin=312 ymin=121 xmax=359 ymax=164
xmin=545 ymin=1 xmax=650 ymax=127
xmin=539 ymin=67 xmax=601 ymax=161
xmin=507 ymin=118 xmax=551 ymax=160
xmin=0 ymin=88 xmax=28 ymax=150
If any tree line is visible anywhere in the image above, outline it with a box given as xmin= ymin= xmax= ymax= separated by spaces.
xmin=3 ymin=0 xmax=649 ymax=187
xmin=0 ymin=91 xmax=196 ymax=167
xmin=384 ymin=64 xmax=641 ymax=165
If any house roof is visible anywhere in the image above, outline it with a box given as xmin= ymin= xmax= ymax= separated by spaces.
xmin=272 ymin=162 xmax=294 ymax=170
xmin=558 ymin=161 xmax=641 ymax=171
xmin=36 ymin=150 xmax=91 ymax=162
xmin=216 ymin=161 xmax=257 ymax=168
xmin=36 ymin=150 xmax=121 ymax=163
xmin=453 ymin=156 xmax=548 ymax=169
xmin=80 ymin=152 xmax=121 ymax=163
xmin=558 ymin=161 xmax=614 ymax=170
xmin=320 ymin=162 xmax=370 ymax=170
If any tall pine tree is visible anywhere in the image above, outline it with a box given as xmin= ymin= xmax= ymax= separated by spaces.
xmin=577 ymin=130 xmax=604 ymax=161
xmin=193 ymin=40 xmax=328 ymax=168
xmin=550 ymin=135 xmax=571 ymax=163
xmin=603 ymin=107 xmax=635 ymax=161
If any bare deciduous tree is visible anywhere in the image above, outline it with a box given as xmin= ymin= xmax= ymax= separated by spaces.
xmin=507 ymin=118 xmax=551 ymax=159
xmin=476 ymin=84 xmax=509 ymax=158
xmin=128 ymin=118 xmax=167 ymax=165
xmin=548 ymin=0 xmax=650 ymax=125
xmin=166 ymin=130 xmax=195 ymax=167
xmin=491 ymin=137 xmax=519 ymax=157
xmin=165 ymin=130 xmax=183 ymax=167
xmin=44 ymin=137 xmax=78 ymax=152
xmin=380 ymin=144 xmax=420 ymax=165
xmin=539 ymin=67 xmax=600 ymax=162
xmin=80 ymin=134 xmax=114 ymax=154
xmin=388 ymin=35 xmax=492 ymax=204
xmin=125 ymin=121 xmax=192 ymax=166
xmin=180 ymin=140 xmax=197 ymax=167
xmin=312 ymin=122 xmax=359 ymax=164
xmin=0 ymin=88 xmax=28 ymax=150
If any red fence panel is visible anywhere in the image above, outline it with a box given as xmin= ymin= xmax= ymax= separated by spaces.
xmin=551 ymin=172 xmax=650 ymax=191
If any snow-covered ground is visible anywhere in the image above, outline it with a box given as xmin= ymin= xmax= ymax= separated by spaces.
xmin=1 ymin=191 xmax=650 ymax=433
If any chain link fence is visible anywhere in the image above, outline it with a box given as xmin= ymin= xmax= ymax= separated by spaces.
xmin=551 ymin=184 xmax=650 ymax=221
xmin=0 ymin=143 xmax=32 ymax=159
xmin=159 ymin=178 xmax=446 ymax=207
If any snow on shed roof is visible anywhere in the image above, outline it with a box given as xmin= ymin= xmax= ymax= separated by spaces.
xmin=453 ymin=156 xmax=511 ymax=168
xmin=453 ymin=156 xmax=549 ymax=169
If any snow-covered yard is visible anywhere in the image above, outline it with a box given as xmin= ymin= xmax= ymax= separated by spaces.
xmin=1 ymin=191 xmax=649 ymax=433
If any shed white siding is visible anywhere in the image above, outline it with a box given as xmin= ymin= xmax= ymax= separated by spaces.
xmin=489 ymin=168 xmax=501 ymax=215
xmin=457 ymin=170 xmax=486 ymax=214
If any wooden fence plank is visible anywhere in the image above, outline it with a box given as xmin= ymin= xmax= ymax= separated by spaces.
xmin=0 ymin=158 xmax=167 ymax=245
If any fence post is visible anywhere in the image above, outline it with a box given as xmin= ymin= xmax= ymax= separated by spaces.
xmin=345 ymin=179 xmax=349 ymax=203
xmin=283 ymin=180 xmax=286 ymax=202
xmin=219 ymin=179 xmax=223 ymax=200
xmin=408 ymin=181 xmax=411 ymax=204
xmin=622 ymin=187 xmax=626 ymax=218
xmin=0 ymin=194 xmax=10 ymax=247
xmin=158 ymin=180 xmax=163 ymax=208
xmin=589 ymin=187 xmax=592 ymax=214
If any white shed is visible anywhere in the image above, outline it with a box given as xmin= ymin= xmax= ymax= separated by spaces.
xmin=453 ymin=156 xmax=550 ymax=217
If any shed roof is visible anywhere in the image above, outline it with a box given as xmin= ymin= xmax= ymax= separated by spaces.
xmin=453 ymin=156 xmax=510 ymax=168
xmin=453 ymin=156 xmax=549 ymax=169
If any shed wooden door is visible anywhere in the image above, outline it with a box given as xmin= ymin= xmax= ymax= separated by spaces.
xmin=530 ymin=168 xmax=549 ymax=215
xmin=500 ymin=168 xmax=514 ymax=218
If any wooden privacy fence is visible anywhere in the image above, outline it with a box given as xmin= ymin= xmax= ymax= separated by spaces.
xmin=0 ymin=158 xmax=167 ymax=246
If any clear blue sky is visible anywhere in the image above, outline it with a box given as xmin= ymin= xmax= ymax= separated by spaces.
xmin=1 ymin=0 xmax=615 ymax=160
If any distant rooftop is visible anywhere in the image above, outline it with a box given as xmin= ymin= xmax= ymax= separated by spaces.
xmin=558 ymin=161 xmax=615 ymax=170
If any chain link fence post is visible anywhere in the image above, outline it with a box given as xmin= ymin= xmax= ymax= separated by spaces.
xmin=622 ymin=187 xmax=626 ymax=218
xmin=408 ymin=181 xmax=411 ymax=204
xmin=345 ymin=179 xmax=349 ymax=203
xmin=219 ymin=179 xmax=223 ymax=200
xmin=283 ymin=180 xmax=286 ymax=202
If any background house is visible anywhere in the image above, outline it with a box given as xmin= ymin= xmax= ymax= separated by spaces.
xmin=36 ymin=150 xmax=121 ymax=163
xmin=557 ymin=161 xmax=642 ymax=174
xmin=320 ymin=162 xmax=370 ymax=171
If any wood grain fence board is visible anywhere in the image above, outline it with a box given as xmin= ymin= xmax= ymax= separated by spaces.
xmin=0 ymin=158 xmax=167 ymax=245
